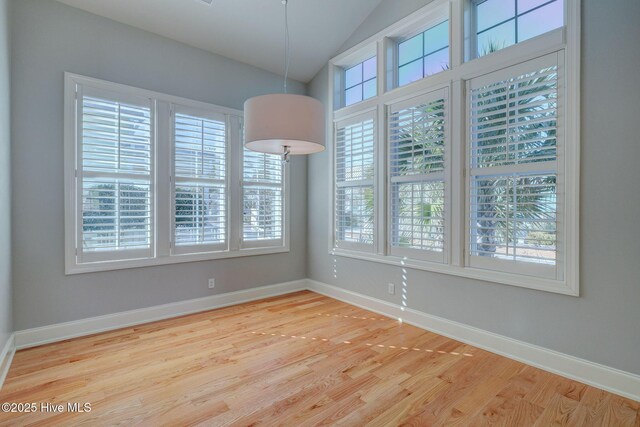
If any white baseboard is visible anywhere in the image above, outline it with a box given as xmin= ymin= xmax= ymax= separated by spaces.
xmin=306 ymin=279 xmax=640 ymax=402
xmin=0 ymin=333 xmax=16 ymax=390
xmin=14 ymin=279 xmax=307 ymax=350
xmin=7 ymin=278 xmax=640 ymax=402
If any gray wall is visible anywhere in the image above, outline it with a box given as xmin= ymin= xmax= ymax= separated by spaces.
xmin=0 ymin=0 xmax=11 ymax=349
xmin=11 ymin=0 xmax=307 ymax=330
xmin=308 ymin=0 xmax=640 ymax=375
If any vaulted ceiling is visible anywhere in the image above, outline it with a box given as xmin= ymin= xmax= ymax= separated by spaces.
xmin=56 ymin=0 xmax=384 ymax=82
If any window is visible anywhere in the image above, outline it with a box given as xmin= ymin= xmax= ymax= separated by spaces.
xmin=468 ymin=54 xmax=561 ymax=279
xmin=334 ymin=112 xmax=376 ymax=252
xmin=65 ymin=74 xmax=289 ymax=274
xmin=389 ymin=89 xmax=448 ymax=262
xmin=344 ymin=57 xmax=377 ymax=106
xmin=398 ymin=20 xmax=449 ymax=87
xmin=329 ymin=0 xmax=579 ymax=295
xmin=473 ymin=0 xmax=564 ymax=57
xmin=172 ymin=108 xmax=228 ymax=253
xmin=241 ymin=148 xmax=285 ymax=248
xmin=77 ymin=88 xmax=153 ymax=263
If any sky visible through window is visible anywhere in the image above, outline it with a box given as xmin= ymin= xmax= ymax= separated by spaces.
xmin=476 ymin=0 xmax=563 ymax=57
xmin=397 ymin=20 xmax=449 ymax=87
xmin=345 ymin=57 xmax=377 ymax=106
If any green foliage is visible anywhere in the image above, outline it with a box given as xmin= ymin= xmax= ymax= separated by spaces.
xmin=83 ymin=183 xmax=147 ymax=231
xmin=420 ymin=202 xmax=432 ymax=220
xmin=473 ymin=66 xmax=558 ymax=254
xmin=175 ymin=189 xmax=198 ymax=226
xmin=525 ymin=231 xmax=555 ymax=246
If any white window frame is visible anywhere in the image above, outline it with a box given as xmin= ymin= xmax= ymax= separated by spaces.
xmin=387 ymin=87 xmax=451 ymax=264
xmin=239 ymin=141 xmax=289 ymax=251
xmin=64 ymin=73 xmax=290 ymax=275
xmin=328 ymin=0 xmax=580 ymax=296
xmin=74 ymin=85 xmax=156 ymax=264
xmin=170 ymin=103 xmax=230 ymax=255
xmin=465 ymin=52 xmax=564 ymax=281
xmin=333 ymin=109 xmax=378 ymax=253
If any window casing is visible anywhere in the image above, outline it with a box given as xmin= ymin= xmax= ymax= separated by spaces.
xmin=65 ymin=73 xmax=289 ymax=274
xmin=329 ymin=0 xmax=579 ymax=295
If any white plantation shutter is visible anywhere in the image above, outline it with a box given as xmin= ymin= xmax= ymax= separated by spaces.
xmin=389 ymin=89 xmax=448 ymax=262
xmin=66 ymin=74 xmax=292 ymax=273
xmin=77 ymin=86 xmax=153 ymax=262
xmin=172 ymin=108 xmax=228 ymax=253
xmin=241 ymin=147 xmax=284 ymax=247
xmin=467 ymin=53 xmax=562 ymax=279
xmin=334 ymin=111 xmax=376 ymax=252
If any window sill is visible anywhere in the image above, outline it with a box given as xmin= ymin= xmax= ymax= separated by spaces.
xmin=66 ymin=245 xmax=290 ymax=275
xmin=329 ymin=248 xmax=578 ymax=296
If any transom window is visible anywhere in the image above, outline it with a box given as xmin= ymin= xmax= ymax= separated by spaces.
xmin=474 ymin=0 xmax=564 ymax=57
xmin=397 ymin=20 xmax=449 ymax=87
xmin=344 ymin=57 xmax=377 ymax=106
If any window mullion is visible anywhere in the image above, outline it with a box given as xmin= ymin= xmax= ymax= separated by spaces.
xmin=156 ymin=102 xmax=172 ymax=257
xmin=450 ymin=80 xmax=465 ymax=267
xmin=376 ymin=102 xmax=385 ymax=255
xmin=450 ymin=0 xmax=465 ymax=67
xmin=228 ymin=115 xmax=241 ymax=251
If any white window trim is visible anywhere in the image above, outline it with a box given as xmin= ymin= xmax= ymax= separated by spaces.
xmin=64 ymin=73 xmax=290 ymax=275
xmin=170 ymin=103 xmax=230 ymax=255
xmin=239 ymin=136 xmax=290 ymax=251
xmin=387 ymin=87 xmax=451 ymax=264
xmin=465 ymin=51 xmax=564 ymax=281
xmin=74 ymin=84 xmax=156 ymax=264
xmin=333 ymin=109 xmax=378 ymax=253
xmin=327 ymin=0 xmax=580 ymax=296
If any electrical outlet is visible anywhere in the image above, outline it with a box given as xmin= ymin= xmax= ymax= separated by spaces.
xmin=208 ymin=278 xmax=215 ymax=289
xmin=388 ymin=283 xmax=395 ymax=295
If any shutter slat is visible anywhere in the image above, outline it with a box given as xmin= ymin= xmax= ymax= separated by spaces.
xmin=81 ymin=177 xmax=151 ymax=252
xmin=335 ymin=116 xmax=375 ymax=246
xmin=470 ymin=65 xmax=558 ymax=169
xmin=173 ymin=112 xmax=227 ymax=247
xmin=81 ymin=95 xmax=152 ymax=176
xmin=468 ymin=60 xmax=560 ymax=268
xmin=242 ymin=147 xmax=284 ymax=242
xmin=80 ymin=93 xmax=153 ymax=255
xmin=389 ymin=93 xmax=447 ymax=256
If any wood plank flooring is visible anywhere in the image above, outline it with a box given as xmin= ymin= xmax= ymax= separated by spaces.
xmin=0 ymin=291 xmax=637 ymax=426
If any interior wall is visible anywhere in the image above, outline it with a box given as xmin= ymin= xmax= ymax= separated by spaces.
xmin=308 ymin=0 xmax=640 ymax=375
xmin=0 ymin=0 xmax=11 ymax=349
xmin=11 ymin=0 xmax=307 ymax=330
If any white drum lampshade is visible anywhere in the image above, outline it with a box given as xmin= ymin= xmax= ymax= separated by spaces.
xmin=244 ymin=94 xmax=325 ymax=155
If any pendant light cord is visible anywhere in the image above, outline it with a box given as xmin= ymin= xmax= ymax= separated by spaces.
xmin=283 ymin=0 xmax=290 ymax=94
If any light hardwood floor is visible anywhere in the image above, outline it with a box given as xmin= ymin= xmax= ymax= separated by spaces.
xmin=0 ymin=291 xmax=638 ymax=426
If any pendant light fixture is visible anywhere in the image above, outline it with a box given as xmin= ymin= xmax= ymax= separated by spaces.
xmin=243 ymin=0 xmax=325 ymax=163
